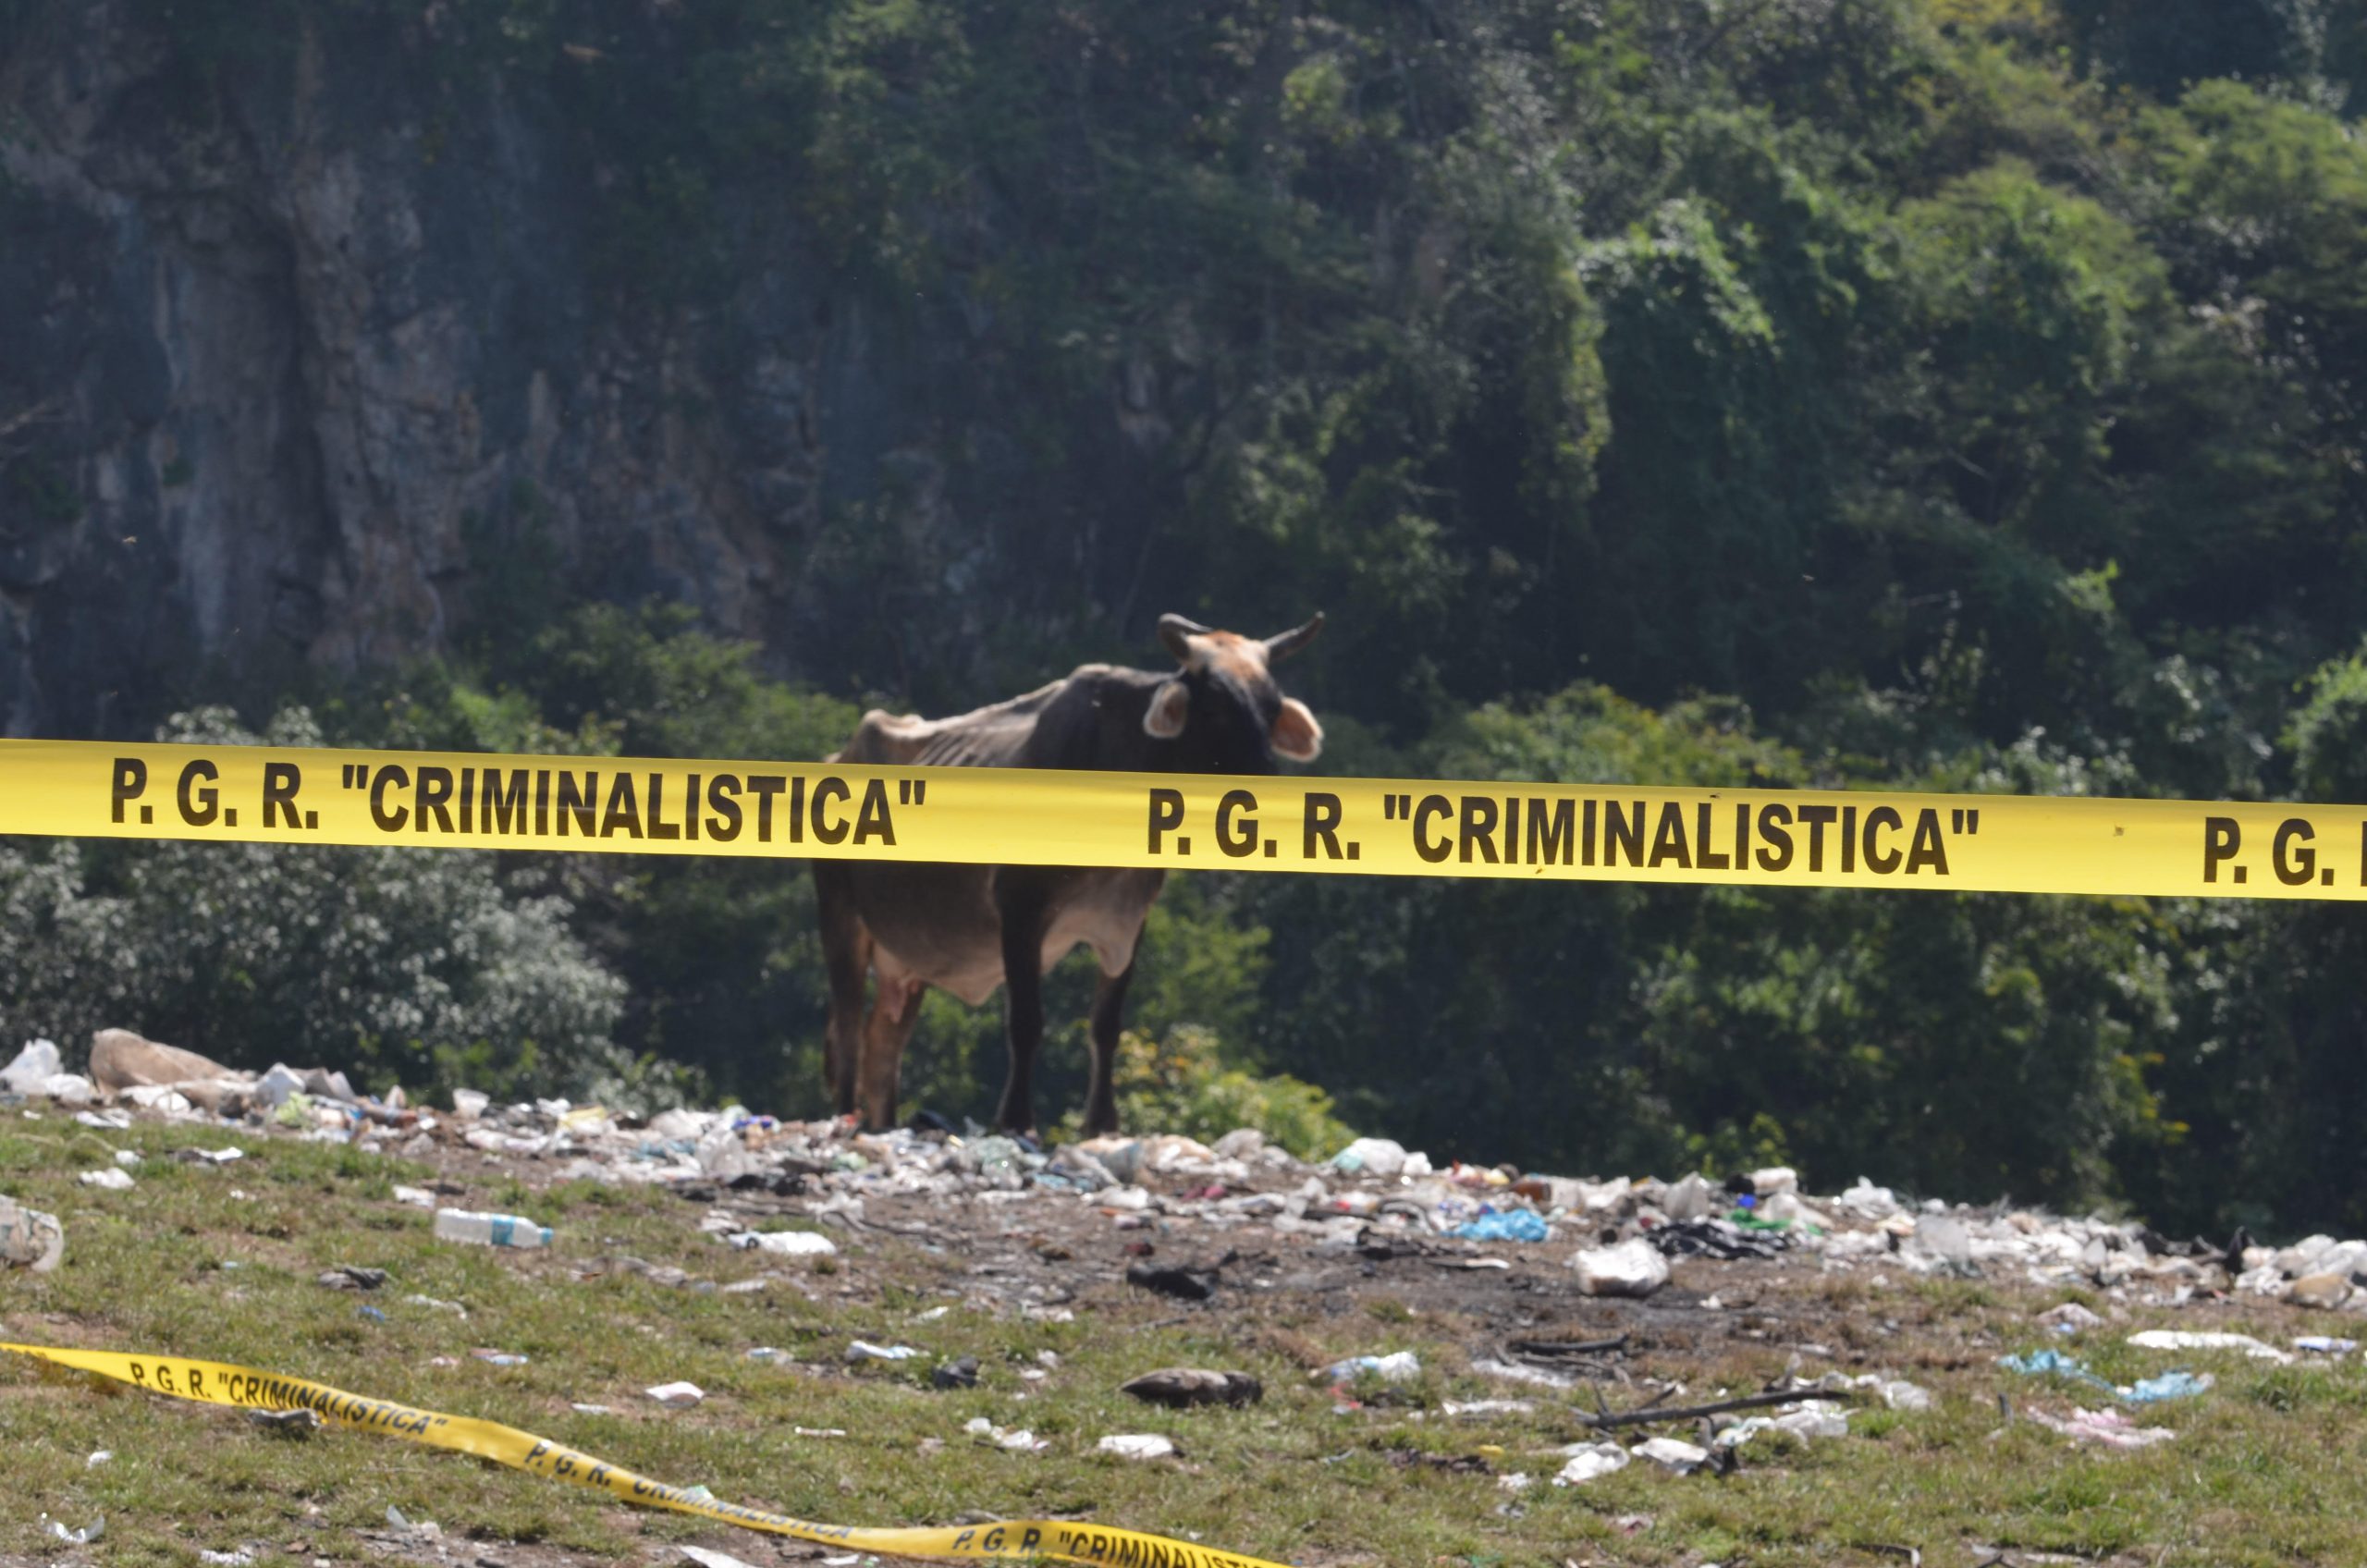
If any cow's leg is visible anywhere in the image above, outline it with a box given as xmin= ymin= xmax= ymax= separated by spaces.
xmin=816 ymin=863 xmax=872 ymax=1117
xmin=993 ymin=888 xmax=1051 ymax=1135
xmin=855 ymin=974 xmax=925 ymax=1131
xmin=1083 ymin=954 xmax=1138 ymax=1137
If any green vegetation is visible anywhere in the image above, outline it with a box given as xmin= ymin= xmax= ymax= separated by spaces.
xmin=6 ymin=1121 xmax=2367 ymax=1567
xmin=14 ymin=0 xmax=2367 ymax=1235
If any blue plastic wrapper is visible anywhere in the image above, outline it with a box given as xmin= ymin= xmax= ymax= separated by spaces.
xmin=1997 ymin=1349 xmax=2212 ymax=1403
xmin=1452 ymin=1208 xmax=1550 ymax=1243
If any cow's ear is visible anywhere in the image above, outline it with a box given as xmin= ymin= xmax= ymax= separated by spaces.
xmin=1270 ymin=697 xmax=1323 ymax=762
xmin=1144 ymin=678 xmax=1191 ymax=739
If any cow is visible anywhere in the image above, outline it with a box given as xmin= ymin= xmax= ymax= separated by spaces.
xmin=814 ymin=612 xmax=1325 ymax=1134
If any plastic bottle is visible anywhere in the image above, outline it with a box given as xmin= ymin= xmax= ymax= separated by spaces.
xmin=433 ymin=1208 xmax=553 ymax=1248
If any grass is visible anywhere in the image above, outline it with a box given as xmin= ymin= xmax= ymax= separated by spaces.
xmin=5 ymin=1117 xmax=2367 ymax=1567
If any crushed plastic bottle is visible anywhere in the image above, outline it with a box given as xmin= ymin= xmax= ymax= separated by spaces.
xmin=433 ymin=1209 xmax=553 ymax=1248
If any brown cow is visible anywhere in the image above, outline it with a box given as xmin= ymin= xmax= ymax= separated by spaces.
xmin=815 ymin=613 xmax=1324 ymax=1133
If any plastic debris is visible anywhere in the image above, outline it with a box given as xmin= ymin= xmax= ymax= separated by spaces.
xmin=1999 ymin=1349 xmax=2212 ymax=1403
xmin=78 ymin=1167 xmax=134 ymax=1190
xmin=681 ymin=1547 xmax=767 ymax=1568
xmin=0 ymin=1195 xmax=64 ymax=1272
xmin=2126 ymin=1329 xmax=2293 ymax=1364
xmin=1634 ymin=1436 xmax=1711 ymax=1473
xmin=1321 ymin=1352 xmax=1421 ymax=1384
xmin=1121 ymin=1367 xmax=1264 ymax=1408
xmin=963 ymin=1416 xmax=1049 ymax=1452
xmin=1573 ymin=1238 xmax=1670 ymax=1298
xmin=87 ymin=1450 xmax=111 ymax=1467
xmin=932 ymin=1356 xmax=981 ymax=1390
xmin=1452 ymin=1208 xmax=1549 ymax=1243
xmin=2027 ymin=1406 xmax=2177 ymax=1449
xmin=43 ymin=1514 xmax=103 ymax=1544
xmin=1097 ymin=1433 xmax=1178 ymax=1460
xmin=644 ymin=1381 xmax=705 ymax=1406
xmin=1717 ymin=1403 xmax=1851 ymax=1447
xmin=1331 ymin=1138 xmax=1411 ymax=1179
xmin=1551 ymin=1443 xmax=1630 ymax=1485
xmin=2297 ymin=1336 xmax=2359 ymax=1355
xmin=316 ymin=1266 xmax=389 ymax=1291
xmin=433 ymin=1209 xmax=553 ymax=1248
xmin=2038 ymin=1302 xmax=2104 ymax=1333
xmin=727 ymin=1228 xmax=838 ymax=1256
xmin=471 ymin=1349 xmax=530 ymax=1367
xmin=0 ymin=1038 xmax=60 ymax=1095
xmin=846 ymin=1341 xmax=924 ymax=1364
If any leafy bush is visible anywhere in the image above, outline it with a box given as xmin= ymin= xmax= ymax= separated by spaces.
xmin=1060 ymin=1025 xmax=1355 ymax=1161
xmin=0 ymin=707 xmax=631 ymax=1105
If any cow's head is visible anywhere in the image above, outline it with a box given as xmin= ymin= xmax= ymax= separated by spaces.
xmin=1143 ymin=612 xmax=1325 ymax=773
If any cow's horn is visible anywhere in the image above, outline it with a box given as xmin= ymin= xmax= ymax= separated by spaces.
xmin=1264 ymin=612 xmax=1325 ymax=662
xmin=1158 ymin=614 xmax=1211 ymax=663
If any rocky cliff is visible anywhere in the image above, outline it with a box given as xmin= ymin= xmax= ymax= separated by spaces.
xmin=0 ymin=2 xmax=1149 ymax=736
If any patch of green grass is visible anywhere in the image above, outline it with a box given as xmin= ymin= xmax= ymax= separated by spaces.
xmin=6 ymin=1121 xmax=2367 ymax=1566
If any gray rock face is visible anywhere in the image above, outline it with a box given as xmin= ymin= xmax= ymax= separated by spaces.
xmin=0 ymin=5 xmax=1092 ymax=732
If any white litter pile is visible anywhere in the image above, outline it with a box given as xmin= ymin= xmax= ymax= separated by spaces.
xmin=8 ymin=1031 xmax=2366 ymax=1318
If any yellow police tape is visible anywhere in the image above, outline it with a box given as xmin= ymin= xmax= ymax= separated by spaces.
xmin=2 ymin=735 xmax=2363 ymax=899
xmin=0 ymin=1341 xmax=1288 ymax=1568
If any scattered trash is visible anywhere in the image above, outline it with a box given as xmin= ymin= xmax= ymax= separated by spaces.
xmin=0 ymin=1038 xmax=60 ymax=1094
xmin=1871 ymin=1378 xmax=1932 ymax=1412
xmin=2297 ymin=1336 xmax=2359 ymax=1355
xmin=1321 ymin=1352 xmax=1422 ymax=1385
xmin=1452 ymin=1209 xmax=1549 ymax=1243
xmin=433 ymin=1209 xmax=553 ymax=1248
xmin=403 ymin=1294 xmax=468 ymax=1317
xmin=570 ymin=1403 xmax=612 ymax=1415
xmin=316 ymin=1266 xmax=389 ymax=1291
xmin=681 ymin=1547 xmax=767 ymax=1568
xmin=391 ymin=1185 xmax=436 ymax=1208
xmin=1331 ymin=1138 xmax=1412 ymax=1180
xmin=0 ymin=1195 xmax=64 ymax=1272
xmin=1097 ymin=1433 xmax=1178 ymax=1460
xmin=1998 ymin=1349 xmax=2213 ymax=1404
xmin=793 ymin=1426 xmax=849 ymax=1438
xmin=246 ymin=1408 xmax=322 ymax=1438
xmin=471 ymin=1349 xmax=531 ymax=1368
xmin=1633 ymin=1436 xmax=1711 ymax=1473
xmin=727 ymin=1228 xmax=838 ymax=1256
xmin=845 ymin=1341 xmax=923 ymax=1364
xmin=2027 ymin=1406 xmax=2178 ymax=1449
xmin=1573 ymin=1238 xmax=1670 ymax=1298
xmin=964 ymin=1416 xmax=1049 ymax=1452
xmin=198 ymin=1548 xmax=256 ymax=1564
xmin=2126 ymin=1329 xmax=2293 ymax=1365
xmin=1124 ymin=1261 xmax=1220 ymax=1302
xmin=43 ymin=1514 xmax=103 ymax=1545
xmin=1909 ymin=1214 xmax=1976 ymax=1277
xmin=87 ymin=1449 xmax=112 ymax=1467
xmin=173 ymin=1145 xmax=245 ymax=1166
xmin=77 ymin=1167 xmax=134 ymax=1191
xmin=1120 ymin=1367 xmax=1264 ymax=1408
xmin=644 ymin=1381 xmax=705 ymax=1406
xmin=932 ymin=1356 xmax=981 ymax=1390
xmin=1551 ymin=1443 xmax=1631 ymax=1485
xmin=2038 ymin=1302 xmax=2104 ymax=1333
xmin=1441 ymin=1399 xmax=1536 ymax=1417
xmin=1646 ymin=1217 xmax=1785 ymax=1261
